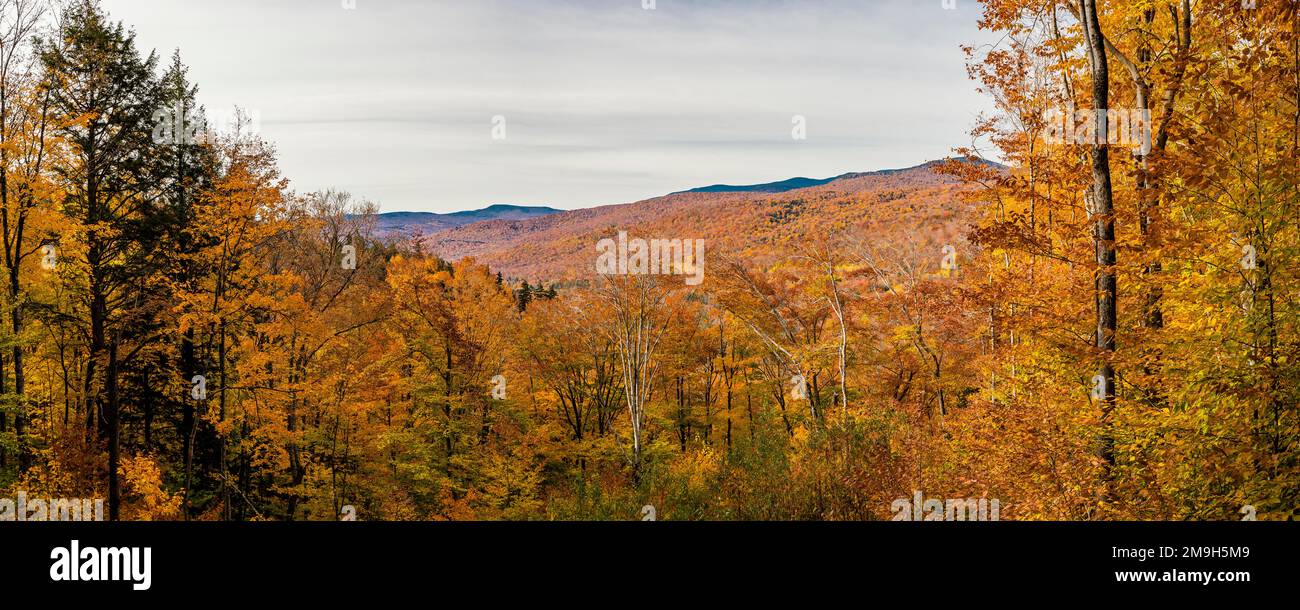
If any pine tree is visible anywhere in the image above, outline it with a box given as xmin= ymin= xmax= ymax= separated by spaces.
xmin=38 ymin=0 xmax=168 ymax=520
xmin=516 ymin=280 xmax=532 ymax=313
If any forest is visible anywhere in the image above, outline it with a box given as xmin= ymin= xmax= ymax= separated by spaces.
xmin=0 ymin=0 xmax=1295 ymax=521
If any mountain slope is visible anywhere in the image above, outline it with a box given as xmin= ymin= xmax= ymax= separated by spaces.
xmin=419 ymin=160 xmax=985 ymax=282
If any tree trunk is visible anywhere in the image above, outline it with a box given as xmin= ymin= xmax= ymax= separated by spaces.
xmin=181 ymin=327 xmax=196 ymax=520
xmin=106 ymin=342 xmax=120 ymax=520
xmin=1082 ymin=0 xmax=1119 ymax=489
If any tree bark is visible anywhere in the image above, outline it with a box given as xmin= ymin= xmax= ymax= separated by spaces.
xmin=1081 ymin=0 xmax=1119 ymax=487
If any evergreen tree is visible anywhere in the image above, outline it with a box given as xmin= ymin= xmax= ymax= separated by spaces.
xmin=516 ymin=281 xmax=532 ymax=313
xmin=38 ymin=0 xmax=168 ymax=520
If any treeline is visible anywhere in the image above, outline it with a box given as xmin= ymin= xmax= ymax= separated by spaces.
xmin=0 ymin=0 xmax=1295 ymax=521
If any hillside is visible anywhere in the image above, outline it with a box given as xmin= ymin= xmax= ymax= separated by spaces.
xmin=371 ymin=204 xmax=563 ymax=239
xmin=419 ymin=160 xmax=984 ymax=282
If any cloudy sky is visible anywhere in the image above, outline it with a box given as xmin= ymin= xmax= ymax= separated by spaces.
xmin=101 ymin=0 xmax=995 ymax=213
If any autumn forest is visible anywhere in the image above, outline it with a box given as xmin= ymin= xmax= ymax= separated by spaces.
xmin=0 ymin=0 xmax=1296 ymax=522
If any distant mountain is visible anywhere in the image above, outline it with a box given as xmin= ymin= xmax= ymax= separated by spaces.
xmin=678 ymin=176 xmax=840 ymax=194
xmin=676 ymin=158 xmax=1005 ymax=195
xmin=420 ymin=158 xmax=999 ymax=281
xmin=371 ymin=204 xmax=563 ymax=238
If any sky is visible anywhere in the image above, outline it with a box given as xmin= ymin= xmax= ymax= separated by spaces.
xmin=100 ymin=0 xmax=997 ymax=213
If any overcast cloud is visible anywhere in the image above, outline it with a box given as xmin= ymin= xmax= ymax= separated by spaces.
xmin=100 ymin=0 xmax=996 ymax=213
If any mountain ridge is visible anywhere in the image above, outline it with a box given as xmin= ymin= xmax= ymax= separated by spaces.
xmin=412 ymin=158 xmax=991 ymax=282
xmin=673 ymin=158 xmax=1004 ymax=195
xmin=372 ymin=159 xmax=1003 ymax=234
xmin=371 ymin=204 xmax=565 ymax=237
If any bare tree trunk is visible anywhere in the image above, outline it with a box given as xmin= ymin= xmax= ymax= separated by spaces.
xmin=1082 ymin=0 xmax=1119 ymax=490
xmin=600 ymin=278 xmax=671 ymax=483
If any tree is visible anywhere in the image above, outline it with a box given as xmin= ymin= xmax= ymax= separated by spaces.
xmin=39 ymin=0 xmax=168 ymax=519
xmin=594 ymin=275 xmax=677 ymax=479
xmin=516 ymin=280 xmax=532 ymax=313
xmin=173 ymin=117 xmax=283 ymax=519
xmin=0 ymin=0 xmax=54 ymax=472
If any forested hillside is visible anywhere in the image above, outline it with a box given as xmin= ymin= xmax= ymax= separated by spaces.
xmin=422 ymin=161 xmax=976 ymax=282
xmin=370 ymin=205 xmax=564 ymax=242
xmin=0 ymin=0 xmax=1295 ymax=521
